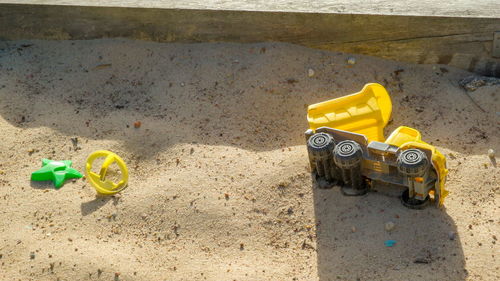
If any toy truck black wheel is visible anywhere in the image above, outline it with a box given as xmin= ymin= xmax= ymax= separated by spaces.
xmin=307 ymin=132 xmax=334 ymax=157
xmin=307 ymin=132 xmax=338 ymax=186
xmin=333 ymin=140 xmax=367 ymax=195
xmin=333 ymin=140 xmax=362 ymax=169
xmin=401 ymin=189 xmax=430 ymax=209
xmin=397 ymin=149 xmax=429 ymax=177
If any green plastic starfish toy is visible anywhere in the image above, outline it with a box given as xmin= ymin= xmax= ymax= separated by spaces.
xmin=31 ymin=159 xmax=83 ymax=189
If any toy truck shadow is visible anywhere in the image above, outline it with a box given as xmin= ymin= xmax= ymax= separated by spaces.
xmin=312 ymin=183 xmax=466 ymax=281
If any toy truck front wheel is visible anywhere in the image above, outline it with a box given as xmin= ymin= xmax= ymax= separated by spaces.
xmin=397 ymin=149 xmax=429 ymax=177
xmin=397 ymin=149 xmax=432 ymax=209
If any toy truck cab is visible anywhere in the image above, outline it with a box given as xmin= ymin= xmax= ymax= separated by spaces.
xmin=305 ymin=83 xmax=448 ymax=208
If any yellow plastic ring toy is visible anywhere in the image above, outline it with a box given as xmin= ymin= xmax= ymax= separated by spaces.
xmin=85 ymin=150 xmax=129 ymax=195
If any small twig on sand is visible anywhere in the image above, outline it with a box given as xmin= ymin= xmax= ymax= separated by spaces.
xmin=460 ymin=89 xmax=485 ymax=113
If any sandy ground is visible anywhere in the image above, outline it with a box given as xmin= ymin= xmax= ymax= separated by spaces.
xmin=0 ymin=39 xmax=498 ymax=281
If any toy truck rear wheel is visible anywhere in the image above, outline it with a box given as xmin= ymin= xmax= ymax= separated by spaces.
xmin=307 ymin=132 xmax=338 ymax=186
xmin=333 ymin=140 xmax=367 ymax=195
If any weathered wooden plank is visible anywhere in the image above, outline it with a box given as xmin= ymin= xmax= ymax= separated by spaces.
xmin=1 ymin=2 xmax=499 ymax=76
xmin=1 ymin=0 xmax=499 ymax=18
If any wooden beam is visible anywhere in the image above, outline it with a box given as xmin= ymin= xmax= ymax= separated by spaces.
xmin=1 ymin=2 xmax=499 ymax=76
xmin=1 ymin=0 xmax=499 ymax=18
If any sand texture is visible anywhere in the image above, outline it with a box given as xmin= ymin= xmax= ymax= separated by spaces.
xmin=0 ymin=40 xmax=498 ymax=281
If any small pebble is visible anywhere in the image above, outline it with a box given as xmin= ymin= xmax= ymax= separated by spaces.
xmin=133 ymin=121 xmax=141 ymax=128
xmin=307 ymin=68 xmax=315 ymax=77
xmin=414 ymin=257 xmax=431 ymax=264
xmin=351 ymin=226 xmax=356 ymax=233
xmin=487 ymin=149 xmax=495 ymax=159
xmin=385 ymin=221 xmax=395 ymax=232
xmin=347 ymin=57 xmax=356 ymax=65
xmin=30 ymin=252 xmax=35 ymax=259
xmin=448 ymin=231 xmax=456 ymax=240
xmin=180 ymin=82 xmax=185 ymax=87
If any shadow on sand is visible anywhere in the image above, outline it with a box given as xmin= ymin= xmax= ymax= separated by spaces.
xmin=80 ymin=195 xmax=120 ymax=216
xmin=0 ymin=40 xmax=496 ymax=160
xmin=313 ymin=181 xmax=466 ymax=281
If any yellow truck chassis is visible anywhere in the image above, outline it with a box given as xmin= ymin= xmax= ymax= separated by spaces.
xmin=306 ymin=83 xmax=448 ymax=208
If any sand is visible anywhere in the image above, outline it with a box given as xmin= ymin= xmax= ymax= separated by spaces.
xmin=0 ymin=39 xmax=498 ymax=281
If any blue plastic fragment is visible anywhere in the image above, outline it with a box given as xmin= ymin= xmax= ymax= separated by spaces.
xmin=384 ymin=240 xmax=397 ymax=247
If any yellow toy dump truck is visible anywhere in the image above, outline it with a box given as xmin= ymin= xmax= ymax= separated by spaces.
xmin=305 ymin=83 xmax=448 ymax=209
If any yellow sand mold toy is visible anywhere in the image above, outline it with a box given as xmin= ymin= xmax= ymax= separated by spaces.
xmin=85 ymin=150 xmax=129 ymax=195
xmin=306 ymin=83 xmax=448 ymax=209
